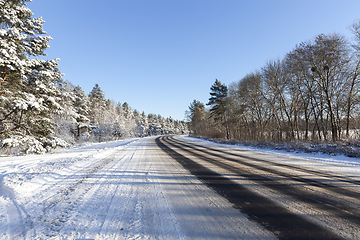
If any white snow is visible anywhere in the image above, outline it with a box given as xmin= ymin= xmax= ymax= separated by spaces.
xmin=1 ymin=135 xmax=359 ymax=239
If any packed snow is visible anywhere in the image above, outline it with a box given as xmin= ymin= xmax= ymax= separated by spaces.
xmin=0 ymin=135 xmax=359 ymax=239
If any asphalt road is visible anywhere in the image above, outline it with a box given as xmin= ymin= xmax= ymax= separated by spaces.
xmin=157 ymin=136 xmax=360 ymax=240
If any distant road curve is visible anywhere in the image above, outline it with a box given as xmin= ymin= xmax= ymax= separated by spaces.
xmin=157 ymin=136 xmax=360 ymax=240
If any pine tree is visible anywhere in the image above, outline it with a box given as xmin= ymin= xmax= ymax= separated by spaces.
xmin=187 ymin=100 xmax=205 ymax=135
xmin=88 ymin=84 xmax=107 ymax=141
xmin=51 ymin=81 xmax=78 ymax=144
xmin=122 ymin=102 xmax=133 ymax=120
xmin=119 ymin=102 xmax=136 ymax=137
xmin=207 ymin=79 xmax=230 ymax=139
xmin=88 ymin=83 xmax=106 ymax=126
xmin=104 ymin=99 xmax=119 ymax=140
xmin=0 ymin=0 xmax=64 ymax=154
xmin=73 ymin=85 xmax=90 ymax=119
xmin=147 ymin=114 xmax=159 ymax=135
xmin=138 ymin=111 xmax=148 ymax=137
xmin=72 ymin=85 xmax=90 ymax=138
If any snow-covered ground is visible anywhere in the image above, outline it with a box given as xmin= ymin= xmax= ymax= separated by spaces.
xmin=0 ymin=137 xmax=276 ymax=239
xmin=1 ymin=135 xmax=359 ymax=239
xmin=0 ymin=138 xmax=139 ymax=239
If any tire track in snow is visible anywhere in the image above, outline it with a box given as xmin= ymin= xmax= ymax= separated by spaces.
xmin=0 ymin=193 xmax=27 ymax=239
xmin=95 ymin=151 xmax=139 ymax=238
xmin=0 ymin=176 xmax=33 ymax=239
xmin=30 ymin=150 xmax=131 ymax=238
xmin=29 ymin=141 xmax=137 ymax=209
xmin=0 ymin=140 xmax=138 ymax=239
xmin=97 ymin=139 xmax=185 ymax=239
xmin=66 ymin=150 xmax=137 ymax=240
xmin=97 ymin=142 xmax=168 ymax=239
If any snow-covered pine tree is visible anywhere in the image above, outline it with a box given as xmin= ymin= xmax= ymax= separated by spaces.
xmin=88 ymin=84 xmax=107 ymax=141
xmin=73 ymin=85 xmax=90 ymax=122
xmin=136 ymin=111 xmax=148 ymax=137
xmin=147 ymin=114 xmax=157 ymax=135
xmin=111 ymin=102 xmax=124 ymax=139
xmin=103 ymin=99 xmax=119 ymax=141
xmin=0 ymin=0 xmax=65 ymax=154
xmin=167 ymin=117 xmax=175 ymax=134
xmin=72 ymin=85 xmax=90 ymax=139
xmin=50 ymin=81 xmax=77 ymax=144
xmin=120 ymin=102 xmax=136 ymax=137
xmin=122 ymin=102 xmax=133 ymax=120
xmin=178 ymin=120 xmax=189 ymax=134
xmin=158 ymin=114 xmax=166 ymax=134
xmin=88 ymin=84 xmax=106 ymax=125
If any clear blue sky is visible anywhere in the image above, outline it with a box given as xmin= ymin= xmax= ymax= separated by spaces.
xmin=28 ymin=0 xmax=360 ymax=121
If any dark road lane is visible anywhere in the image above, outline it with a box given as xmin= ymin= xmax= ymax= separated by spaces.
xmin=157 ymin=136 xmax=360 ymax=240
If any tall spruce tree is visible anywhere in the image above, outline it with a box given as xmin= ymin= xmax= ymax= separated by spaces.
xmin=207 ymin=79 xmax=230 ymax=139
xmin=88 ymin=83 xmax=106 ymax=126
xmin=72 ymin=85 xmax=90 ymax=137
xmin=0 ymin=0 xmax=64 ymax=154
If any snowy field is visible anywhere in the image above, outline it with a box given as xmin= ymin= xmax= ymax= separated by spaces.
xmin=0 ymin=136 xmax=359 ymax=239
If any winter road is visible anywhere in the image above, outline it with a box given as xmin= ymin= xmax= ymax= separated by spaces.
xmin=1 ymin=136 xmax=360 ymax=239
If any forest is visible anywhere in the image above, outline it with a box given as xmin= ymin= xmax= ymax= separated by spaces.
xmin=188 ymin=21 xmax=360 ymax=144
xmin=0 ymin=0 xmax=188 ymax=155
xmin=3 ymin=0 xmax=360 ymax=156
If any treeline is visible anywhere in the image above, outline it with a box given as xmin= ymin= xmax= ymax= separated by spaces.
xmin=57 ymin=82 xmax=188 ymax=144
xmin=188 ymin=21 xmax=360 ymax=143
xmin=0 ymin=1 xmax=188 ymax=155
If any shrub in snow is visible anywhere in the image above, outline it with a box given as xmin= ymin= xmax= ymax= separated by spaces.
xmin=0 ymin=136 xmax=46 ymax=155
xmin=42 ymin=137 xmax=71 ymax=152
xmin=0 ymin=135 xmax=71 ymax=156
xmin=79 ymin=132 xmax=90 ymax=142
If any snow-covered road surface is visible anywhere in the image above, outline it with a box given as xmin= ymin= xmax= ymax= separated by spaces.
xmin=0 ymin=137 xmax=275 ymax=239
xmin=1 ymin=136 xmax=360 ymax=239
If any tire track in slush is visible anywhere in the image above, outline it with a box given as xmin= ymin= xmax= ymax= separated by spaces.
xmin=156 ymin=137 xmax=342 ymax=240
